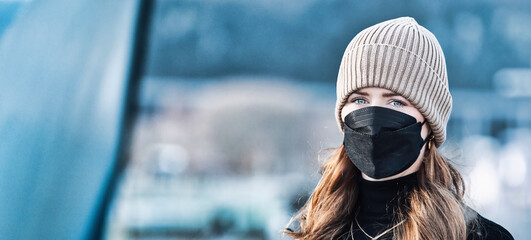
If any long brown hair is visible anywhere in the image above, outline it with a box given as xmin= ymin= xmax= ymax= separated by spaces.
xmin=284 ymin=144 xmax=470 ymax=240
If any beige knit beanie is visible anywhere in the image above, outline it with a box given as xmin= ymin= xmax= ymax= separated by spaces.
xmin=335 ymin=16 xmax=452 ymax=147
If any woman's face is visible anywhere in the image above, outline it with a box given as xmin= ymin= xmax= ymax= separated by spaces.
xmin=341 ymin=87 xmax=431 ymax=181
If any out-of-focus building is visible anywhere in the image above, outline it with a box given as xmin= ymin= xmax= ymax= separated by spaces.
xmin=1 ymin=0 xmax=530 ymax=239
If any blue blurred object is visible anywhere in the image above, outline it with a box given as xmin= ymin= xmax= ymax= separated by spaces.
xmin=0 ymin=1 xmax=140 ymax=240
xmin=0 ymin=1 xmax=23 ymax=39
xmin=1 ymin=0 xmax=530 ymax=240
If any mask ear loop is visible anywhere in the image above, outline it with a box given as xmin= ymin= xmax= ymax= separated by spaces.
xmin=420 ymin=119 xmax=435 ymax=150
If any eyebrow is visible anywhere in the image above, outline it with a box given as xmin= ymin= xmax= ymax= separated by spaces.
xmin=382 ymin=92 xmax=402 ymax=98
xmin=352 ymin=90 xmax=402 ymax=98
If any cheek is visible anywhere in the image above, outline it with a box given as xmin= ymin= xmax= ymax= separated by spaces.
xmin=402 ymin=109 xmax=424 ymax=123
xmin=402 ymin=108 xmax=429 ymax=138
xmin=416 ymin=118 xmax=430 ymax=139
xmin=421 ymin=124 xmax=430 ymax=139
xmin=341 ymin=103 xmax=361 ymax=121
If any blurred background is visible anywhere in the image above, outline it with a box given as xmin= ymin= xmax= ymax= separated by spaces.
xmin=0 ymin=0 xmax=530 ymax=239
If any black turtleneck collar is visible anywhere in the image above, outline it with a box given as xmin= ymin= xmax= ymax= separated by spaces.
xmin=349 ymin=171 xmax=514 ymax=240
xmin=357 ymin=172 xmax=418 ymax=225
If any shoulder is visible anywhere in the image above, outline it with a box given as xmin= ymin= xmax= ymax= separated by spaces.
xmin=466 ymin=207 xmax=514 ymax=240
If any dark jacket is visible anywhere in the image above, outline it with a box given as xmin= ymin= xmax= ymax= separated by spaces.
xmin=467 ymin=210 xmax=514 ymax=240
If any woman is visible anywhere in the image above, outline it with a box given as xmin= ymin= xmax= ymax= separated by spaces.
xmin=284 ymin=17 xmax=513 ymax=240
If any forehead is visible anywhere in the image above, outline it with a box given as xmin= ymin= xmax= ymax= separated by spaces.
xmin=349 ymin=87 xmax=402 ymax=97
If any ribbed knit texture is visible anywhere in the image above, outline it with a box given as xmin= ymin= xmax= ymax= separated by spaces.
xmin=335 ymin=17 xmax=452 ymax=147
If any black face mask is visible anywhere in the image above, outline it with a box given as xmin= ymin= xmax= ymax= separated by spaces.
xmin=343 ymin=106 xmax=430 ymax=179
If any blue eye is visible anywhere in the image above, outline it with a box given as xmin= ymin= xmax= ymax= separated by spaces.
xmin=352 ymin=98 xmax=368 ymax=104
xmin=390 ymin=100 xmax=405 ymax=107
